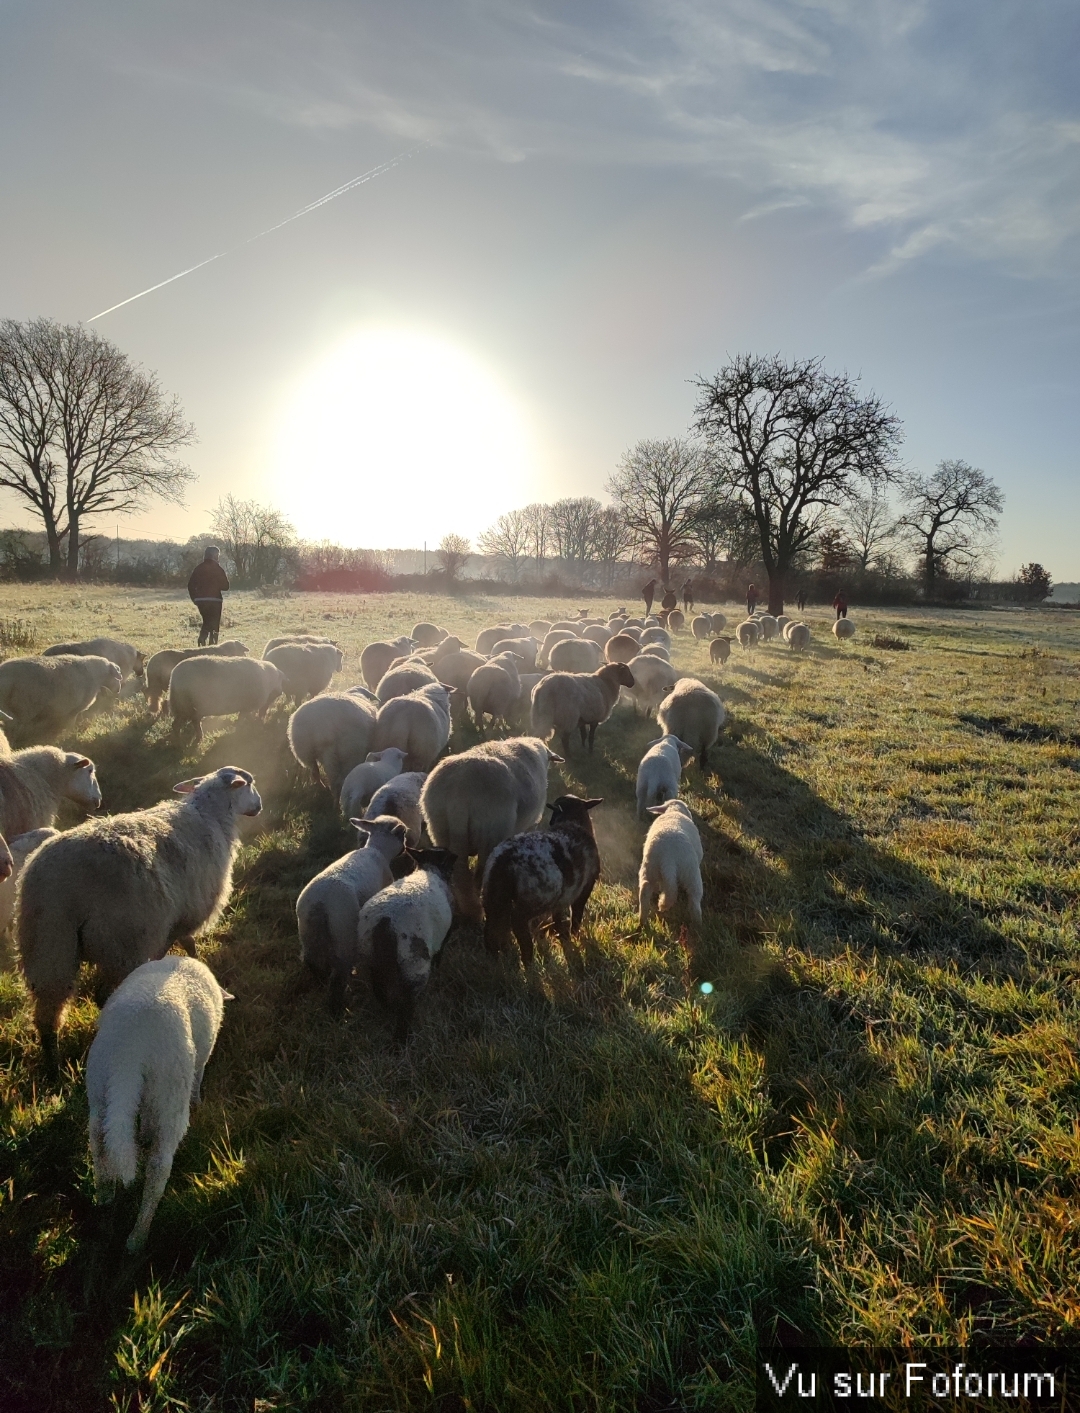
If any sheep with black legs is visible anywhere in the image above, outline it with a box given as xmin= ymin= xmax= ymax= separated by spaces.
xmin=482 ymin=795 xmax=603 ymax=967
xmin=296 ymin=815 xmax=409 ymax=1012
xmin=355 ymin=846 xmax=457 ymax=1041
xmin=87 ymin=956 xmax=231 ymax=1252
xmin=530 ymin=662 xmax=635 ymax=755
xmin=338 ymin=747 xmax=408 ymax=819
xmin=657 ymin=678 xmax=726 ymax=769
xmin=635 ymin=735 xmax=694 ymax=818
xmin=18 ymin=767 xmax=261 ymax=1071
xmin=638 ymin=799 xmax=703 ymax=925
xmin=287 ymin=691 xmax=377 ymax=796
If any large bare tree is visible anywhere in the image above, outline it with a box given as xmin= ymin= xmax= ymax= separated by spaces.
xmin=0 ymin=319 xmax=194 ymax=574
xmin=606 ymin=438 xmax=710 ymax=584
xmin=549 ymin=497 xmax=604 ymax=573
xmin=478 ymin=508 xmax=531 ymax=581
xmin=435 ymin=533 xmax=471 ymax=581
xmin=692 ymin=355 xmax=903 ymax=614
xmin=208 ymin=495 xmax=296 ymax=586
xmin=844 ymin=485 xmax=897 ymax=572
xmin=897 ymin=459 xmax=1004 ymax=595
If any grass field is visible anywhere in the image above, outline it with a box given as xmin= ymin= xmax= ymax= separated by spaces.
xmin=1 ymin=584 xmax=1078 ymax=1411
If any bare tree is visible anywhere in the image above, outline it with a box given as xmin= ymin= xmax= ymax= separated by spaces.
xmin=520 ymin=502 xmax=552 ymax=579
xmin=436 ymin=533 xmax=471 ymax=581
xmin=897 ymin=460 xmax=1004 ymax=595
xmin=606 ymin=439 xmax=710 ymax=584
xmin=690 ymin=493 xmax=759 ymax=576
xmin=0 ymin=319 xmax=194 ymax=575
xmin=590 ymin=505 xmax=632 ymax=587
xmin=693 ymin=355 xmax=903 ymax=614
xmin=478 ymin=508 xmax=531 ymax=582
xmin=209 ymin=495 xmax=296 ymax=586
xmin=844 ymin=486 xmax=897 ymax=572
xmin=549 ymin=497 xmax=604 ymax=575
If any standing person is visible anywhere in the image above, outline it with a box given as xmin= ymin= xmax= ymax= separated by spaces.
xmin=188 ymin=546 xmax=229 ymax=646
xmin=642 ymin=578 xmax=657 ymax=615
xmin=746 ymin=582 xmax=758 ymax=616
xmin=832 ymin=590 xmax=848 ymax=620
xmin=682 ymin=578 xmax=694 ymax=612
xmin=796 ymin=587 xmax=807 ymax=612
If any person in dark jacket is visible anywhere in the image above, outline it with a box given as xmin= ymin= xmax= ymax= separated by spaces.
xmin=746 ymin=582 xmax=758 ymax=616
xmin=832 ymin=591 xmax=848 ymax=620
xmin=682 ymin=578 xmax=694 ymax=612
xmin=642 ymin=578 xmax=658 ymax=615
xmin=188 ymin=546 xmax=229 ymax=645
xmin=796 ymin=588 xmax=807 ymax=612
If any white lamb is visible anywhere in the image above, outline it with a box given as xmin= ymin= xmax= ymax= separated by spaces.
xmin=87 ymin=955 xmax=232 ymax=1252
xmin=528 ymin=619 xmax=552 ymax=638
xmin=666 ymin=609 xmax=685 ymax=633
xmin=0 ymin=828 xmax=58 ymax=939
xmin=709 ymin=637 xmax=732 ymax=666
xmin=467 ymin=652 xmax=522 ymax=733
xmin=657 ymin=678 xmax=726 ymax=770
xmin=581 ymin=624 xmax=612 ymax=647
xmin=365 ymin=771 xmax=428 ymax=846
xmin=475 ymin=624 xmax=515 ymax=655
xmin=639 ymin=643 xmax=671 ymax=661
xmin=265 ymin=642 xmax=344 ymax=705
xmin=372 ymin=682 xmax=452 ymax=769
xmin=548 ymin=637 xmax=603 ymax=674
xmin=833 ymin=618 xmax=856 ymax=640
xmin=339 ymin=747 xmax=408 ymax=819
xmin=690 ymin=615 xmax=713 ymax=640
xmin=0 ymin=655 xmax=122 ymax=741
xmin=736 ymin=620 xmax=760 ymax=649
xmin=296 ymin=815 xmax=408 ymax=1011
xmin=757 ymin=614 xmax=779 ymax=641
xmin=624 ymin=653 xmax=679 ymax=716
xmin=287 ymin=691 xmax=377 ymax=795
xmin=635 ymin=735 xmax=694 ymax=819
xmin=638 ymin=800 xmax=703 ymax=926
xmin=43 ymin=637 xmax=146 ymax=681
xmin=169 ymin=657 xmax=285 ymax=741
xmin=788 ymin=622 xmax=811 ymax=652
xmin=490 ymin=636 xmax=538 ymax=668
xmin=19 ymin=767 xmax=260 ymax=1069
xmin=262 ymin=633 xmax=335 ymax=657
xmin=640 ymin=627 xmax=672 ymax=649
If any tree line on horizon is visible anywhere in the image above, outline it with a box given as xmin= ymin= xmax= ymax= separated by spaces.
xmin=0 ymin=318 xmax=1053 ymax=609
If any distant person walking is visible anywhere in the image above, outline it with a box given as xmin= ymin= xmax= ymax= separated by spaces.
xmin=188 ymin=546 xmax=229 ymax=646
xmin=642 ymin=578 xmax=658 ymax=615
xmin=832 ymin=590 xmax=848 ymax=620
xmin=682 ymin=578 xmax=695 ymax=612
xmin=746 ymin=582 xmax=758 ymax=616
xmin=796 ymin=588 xmax=807 ymax=612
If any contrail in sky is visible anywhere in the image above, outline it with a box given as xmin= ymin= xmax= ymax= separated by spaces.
xmin=87 ymin=146 xmax=426 ymax=323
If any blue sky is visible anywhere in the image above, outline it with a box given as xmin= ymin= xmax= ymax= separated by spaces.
xmin=2 ymin=0 xmax=1078 ymax=573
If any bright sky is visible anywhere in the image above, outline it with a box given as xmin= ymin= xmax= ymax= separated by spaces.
xmin=2 ymin=1 xmax=1078 ymax=572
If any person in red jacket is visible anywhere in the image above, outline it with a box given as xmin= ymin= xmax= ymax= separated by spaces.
xmin=832 ymin=590 xmax=848 ymax=620
xmin=188 ymin=546 xmax=230 ymax=645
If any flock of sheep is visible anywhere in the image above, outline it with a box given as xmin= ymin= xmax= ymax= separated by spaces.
xmin=0 ymin=598 xmax=849 ymax=1254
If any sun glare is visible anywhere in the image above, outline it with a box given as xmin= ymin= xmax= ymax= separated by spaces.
xmin=273 ymin=328 xmax=539 ymax=548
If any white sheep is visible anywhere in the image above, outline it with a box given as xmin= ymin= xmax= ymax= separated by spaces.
xmin=710 ymin=612 xmax=727 ymax=633
xmin=788 ymin=622 xmax=811 ymax=652
xmin=538 ymin=628 xmax=578 ymax=667
xmin=833 ymin=618 xmax=856 ymax=640
xmin=372 ymin=681 xmax=452 ymax=769
xmin=296 ymin=814 xmax=408 ymax=1011
xmin=365 ymin=771 xmax=428 ymax=846
xmin=475 ymin=624 xmax=515 ymax=655
xmin=360 ymin=637 xmax=415 ymax=690
xmin=548 ymin=619 xmax=585 ymax=634
xmin=639 ymin=643 xmax=671 ymax=661
xmin=0 ymin=655 xmax=122 ymax=741
xmin=624 ymin=653 xmax=679 ymax=717
xmin=639 ymin=627 xmax=672 ymax=649
xmin=287 ymin=691 xmax=378 ymax=795
xmin=19 ymin=767 xmax=261 ymax=1069
xmin=87 ymin=955 xmax=231 ymax=1251
xmin=169 ymin=657 xmax=285 ymax=742
xmin=144 ymin=641 xmax=249 ymax=714
xmin=467 ymin=652 xmax=522 ymax=733
xmin=265 ymin=642 xmax=344 ymax=704
xmin=605 ymin=633 xmax=641 ymax=665
xmin=376 ymin=659 xmax=439 ymax=704
xmin=548 ymin=637 xmax=603 ymax=674
xmin=0 ymin=747 xmax=101 ymax=840
xmin=635 ymin=735 xmax=694 ymax=819
xmin=431 ymin=635 xmax=466 ymax=664
xmin=638 ymin=800 xmax=703 ymax=926
xmin=491 ymin=636 xmax=538 ymax=668
xmin=355 ymin=846 xmax=457 ymax=1040
xmin=0 ymin=828 xmax=58 ymax=939
xmin=528 ymin=619 xmax=552 ymax=638
xmin=757 ymin=614 xmax=779 ymax=641
xmin=709 ymin=637 xmax=732 ymax=666
xmin=420 ymin=737 xmax=562 ymax=916
xmin=736 ymin=620 xmax=760 ymax=650
xmin=690 ymin=615 xmax=713 ymax=640
xmin=263 ymin=633 xmax=335 ymax=655
xmin=581 ymin=624 xmax=613 ymax=647
xmin=775 ymin=615 xmax=790 ymax=633
xmin=666 ymin=609 xmax=685 ymax=633
xmin=411 ymin=622 xmax=447 ymax=647
xmin=339 ymin=746 xmax=408 ymax=819
xmin=434 ymin=649 xmax=487 ymax=703
xmin=43 ymin=637 xmax=146 ymax=681
xmin=531 ymin=662 xmax=636 ymax=754
xmin=657 ymin=678 xmax=726 ymax=769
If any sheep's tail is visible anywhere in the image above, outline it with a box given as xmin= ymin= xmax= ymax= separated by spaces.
xmin=98 ymin=1063 xmax=145 ymax=1187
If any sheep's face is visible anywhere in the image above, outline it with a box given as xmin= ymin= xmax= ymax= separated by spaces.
xmin=224 ymin=770 xmax=262 ymax=817
xmin=64 ymin=755 xmax=101 ymax=812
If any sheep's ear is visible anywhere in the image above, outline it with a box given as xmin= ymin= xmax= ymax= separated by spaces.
xmin=365 ymin=752 xmax=380 ymax=762
xmin=227 ymin=776 xmax=247 ymax=790
xmin=0 ymin=708 xmax=11 ymax=721
xmin=645 ymin=737 xmax=662 ymax=747
xmin=389 ymin=820 xmax=408 ymax=842
xmin=66 ymin=754 xmax=92 ymax=769
xmin=645 ymin=804 xmax=668 ymax=815
xmin=583 ymin=798 xmax=603 ymax=810
xmin=546 ymin=749 xmax=565 ymax=764
xmin=221 ymin=989 xmax=236 ymax=1002
xmin=173 ymin=776 xmax=204 ymax=794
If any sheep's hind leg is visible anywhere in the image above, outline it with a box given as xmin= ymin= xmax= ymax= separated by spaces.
xmin=126 ymin=1148 xmax=175 ymax=1253
xmin=571 ymin=879 xmax=596 ymax=933
xmin=510 ymin=906 xmax=534 ymax=966
xmin=553 ymin=907 xmax=577 ymax=967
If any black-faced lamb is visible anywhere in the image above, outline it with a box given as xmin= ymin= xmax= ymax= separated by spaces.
xmin=420 ymin=737 xmax=563 ymax=915
xmin=372 ymin=681 xmax=453 ymax=769
xmin=296 ymin=814 xmax=408 ymax=1011
xmin=356 ymin=846 xmax=457 ymax=1040
xmin=656 ymin=678 xmax=726 ymax=769
xmin=287 ymin=690 xmax=378 ymax=795
xmin=169 ymin=657 xmax=285 ymax=741
xmin=635 ymin=735 xmax=694 ymax=818
xmin=530 ymin=662 xmax=635 ymax=755
xmin=481 ymin=794 xmax=602 ymax=966
xmin=0 ymin=655 xmax=122 ymax=741
xmin=638 ymin=799 xmax=703 ymax=925
xmin=18 ymin=767 xmax=261 ymax=1069
xmin=87 ymin=955 xmax=231 ymax=1251
xmin=144 ymin=641 xmax=249 ymax=714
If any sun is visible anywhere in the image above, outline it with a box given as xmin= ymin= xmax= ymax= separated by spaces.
xmin=272 ymin=327 xmax=539 ymax=548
